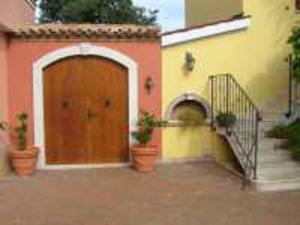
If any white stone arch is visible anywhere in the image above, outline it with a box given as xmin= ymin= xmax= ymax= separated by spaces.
xmin=164 ymin=92 xmax=211 ymax=123
xmin=33 ymin=43 xmax=138 ymax=169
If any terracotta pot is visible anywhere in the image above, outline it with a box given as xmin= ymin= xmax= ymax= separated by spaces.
xmin=9 ymin=146 xmax=39 ymax=177
xmin=131 ymin=145 xmax=158 ymax=173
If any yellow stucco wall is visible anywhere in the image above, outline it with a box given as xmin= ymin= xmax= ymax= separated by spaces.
xmin=185 ymin=0 xmax=243 ymax=27
xmin=163 ymin=125 xmax=235 ymax=163
xmin=163 ymin=0 xmax=300 ymax=161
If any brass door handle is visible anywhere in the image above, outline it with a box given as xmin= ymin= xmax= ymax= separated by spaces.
xmin=87 ymin=109 xmax=97 ymax=120
xmin=104 ymin=98 xmax=112 ymax=107
xmin=62 ymin=99 xmax=71 ymax=109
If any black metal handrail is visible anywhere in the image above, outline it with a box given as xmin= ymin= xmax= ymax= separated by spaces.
xmin=210 ymin=74 xmax=261 ymax=180
xmin=287 ymin=54 xmax=300 ymax=118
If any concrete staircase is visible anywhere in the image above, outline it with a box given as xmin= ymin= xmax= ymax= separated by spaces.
xmin=253 ymin=92 xmax=300 ymax=191
xmin=210 ymin=74 xmax=300 ymax=191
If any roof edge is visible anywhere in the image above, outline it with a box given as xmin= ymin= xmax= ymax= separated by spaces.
xmin=10 ymin=24 xmax=161 ymax=40
xmin=163 ymin=16 xmax=251 ymax=36
xmin=162 ymin=16 xmax=251 ymax=47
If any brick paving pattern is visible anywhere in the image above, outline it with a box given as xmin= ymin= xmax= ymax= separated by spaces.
xmin=0 ymin=162 xmax=300 ymax=225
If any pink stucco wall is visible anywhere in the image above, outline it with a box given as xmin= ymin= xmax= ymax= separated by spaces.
xmin=0 ymin=0 xmax=34 ymax=29
xmin=7 ymin=39 xmax=162 ymax=156
xmin=0 ymin=32 xmax=8 ymax=145
xmin=0 ymin=0 xmax=34 ymax=147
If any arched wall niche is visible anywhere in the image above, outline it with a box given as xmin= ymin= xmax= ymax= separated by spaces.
xmin=164 ymin=93 xmax=211 ymax=125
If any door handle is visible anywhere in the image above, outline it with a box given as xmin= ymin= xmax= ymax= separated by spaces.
xmin=87 ymin=109 xmax=97 ymax=120
xmin=62 ymin=99 xmax=71 ymax=109
xmin=104 ymin=98 xmax=112 ymax=107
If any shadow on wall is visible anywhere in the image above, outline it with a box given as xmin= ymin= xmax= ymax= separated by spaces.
xmin=246 ymin=50 xmax=290 ymax=107
xmin=263 ymin=0 xmax=295 ymax=45
xmin=244 ymin=0 xmax=294 ymax=106
xmin=162 ymin=122 xmax=240 ymax=171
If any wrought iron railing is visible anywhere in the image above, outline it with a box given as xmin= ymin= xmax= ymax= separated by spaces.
xmin=210 ymin=74 xmax=261 ymax=180
xmin=287 ymin=54 xmax=300 ymax=118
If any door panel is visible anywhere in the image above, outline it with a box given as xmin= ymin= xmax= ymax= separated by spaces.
xmin=43 ymin=56 xmax=129 ymax=165
xmin=86 ymin=57 xmax=129 ymax=163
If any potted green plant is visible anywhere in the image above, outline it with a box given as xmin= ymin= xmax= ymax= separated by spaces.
xmin=131 ymin=111 xmax=167 ymax=173
xmin=0 ymin=112 xmax=39 ymax=176
xmin=216 ymin=112 xmax=237 ymax=128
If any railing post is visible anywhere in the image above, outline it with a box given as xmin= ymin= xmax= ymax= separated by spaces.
xmin=210 ymin=76 xmax=214 ymax=129
xmin=210 ymin=74 xmax=260 ymax=184
xmin=226 ymin=74 xmax=230 ymax=134
xmin=287 ymin=54 xmax=293 ymax=118
xmin=254 ymin=110 xmax=259 ymax=180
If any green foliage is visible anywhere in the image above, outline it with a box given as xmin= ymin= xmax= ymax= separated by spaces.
xmin=288 ymin=26 xmax=300 ymax=81
xmin=266 ymin=124 xmax=289 ymax=139
xmin=131 ymin=111 xmax=167 ymax=146
xmin=0 ymin=112 xmax=28 ymax=151
xmin=267 ymin=120 xmax=300 ymax=161
xmin=216 ymin=112 xmax=237 ymax=128
xmin=38 ymin=0 xmax=158 ymax=25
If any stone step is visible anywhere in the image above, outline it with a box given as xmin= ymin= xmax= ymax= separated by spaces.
xmin=258 ymin=150 xmax=292 ymax=164
xmin=254 ymin=178 xmax=300 ymax=192
xmin=260 ymin=121 xmax=281 ymax=131
xmin=263 ymin=112 xmax=285 ymax=120
xmin=262 ymin=101 xmax=288 ymax=110
xmin=257 ymin=161 xmax=300 ymax=180
xmin=258 ymin=147 xmax=289 ymax=154
xmin=261 ymin=96 xmax=289 ymax=111
xmin=258 ymin=138 xmax=286 ymax=149
xmin=258 ymin=141 xmax=278 ymax=149
xmin=257 ymin=154 xmax=295 ymax=168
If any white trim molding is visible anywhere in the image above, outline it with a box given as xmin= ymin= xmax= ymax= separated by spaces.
xmin=33 ymin=43 xmax=138 ymax=169
xmin=164 ymin=92 xmax=211 ymax=121
xmin=162 ymin=17 xmax=251 ymax=47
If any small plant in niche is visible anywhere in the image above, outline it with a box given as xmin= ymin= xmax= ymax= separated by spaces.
xmin=216 ymin=112 xmax=237 ymax=128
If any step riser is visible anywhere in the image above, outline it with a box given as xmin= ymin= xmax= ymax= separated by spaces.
xmin=221 ymin=106 xmax=300 ymax=191
xmin=258 ymin=155 xmax=292 ymax=164
xmin=248 ymin=97 xmax=300 ymax=191
xmin=255 ymin=181 xmax=300 ymax=192
xmin=257 ymin=168 xmax=300 ymax=180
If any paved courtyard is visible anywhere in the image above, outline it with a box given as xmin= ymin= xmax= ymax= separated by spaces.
xmin=0 ymin=162 xmax=300 ymax=225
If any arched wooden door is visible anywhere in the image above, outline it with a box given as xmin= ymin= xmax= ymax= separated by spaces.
xmin=43 ymin=56 xmax=129 ymax=165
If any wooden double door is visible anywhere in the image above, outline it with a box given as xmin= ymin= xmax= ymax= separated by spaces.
xmin=43 ymin=56 xmax=129 ymax=165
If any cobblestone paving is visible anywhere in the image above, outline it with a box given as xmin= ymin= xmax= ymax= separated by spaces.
xmin=0 ymin=162 xmax=300 ymax=225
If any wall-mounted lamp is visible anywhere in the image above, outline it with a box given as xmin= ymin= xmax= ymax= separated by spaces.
xmin=185 ymin=52 xmax=196 ymax=72
xmin=145 ymin=76 xmax=154 ymax=95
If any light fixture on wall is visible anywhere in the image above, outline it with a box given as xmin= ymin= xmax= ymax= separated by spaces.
xmin=145 ymin=76 xmax=154 ymax=95
xmin=185 ymin=52 xmax=196 ymax=72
